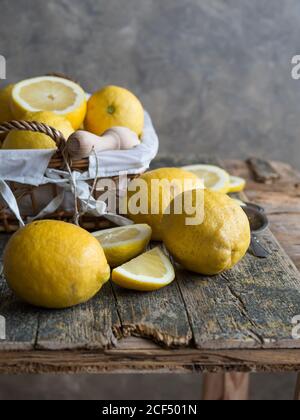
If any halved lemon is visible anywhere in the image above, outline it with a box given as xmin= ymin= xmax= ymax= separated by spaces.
xmin=92 ymin=224 xmax=152 ymax=268
xmin=228 ymin=176 xmax=246 ymax=193
xmin=182 ymin=164 xmax=230 ymax=193
xmin=112 ymin=247 xmax=175 ymax=292
xmin=11 ymin=76 xmax=87 ymax=129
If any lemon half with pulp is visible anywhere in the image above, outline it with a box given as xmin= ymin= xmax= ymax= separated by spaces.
xmin=11 ymin=76 xmax=87 ymax=129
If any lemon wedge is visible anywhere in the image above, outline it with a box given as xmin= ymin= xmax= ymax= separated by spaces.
xmin=92 ymin=224 xmax=152 ymax=268
xmin=182 ymin=164 xmax=230 ymax=193
xmin=228 ymin=176 xmax=246 ymax=193
xmin=11 ymin=76 xmax=87 ymax=129
xmin=112 ymin=247 xmax=175 ymax=291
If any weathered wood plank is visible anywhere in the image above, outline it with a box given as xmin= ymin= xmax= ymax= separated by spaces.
xmin=176 ymin=223 xmax=300 ymax=349
xmin=36 ymin=282 xmax=120 ymax=350
xmin=112 ymin=279 xmax=193 ymax=347
xmin=0 ymin=235 xmax=40 ymax=350
xmin=247 ymin=157 xmax=280 ymax=184
xmin=111 ymin=242 xmax=192 ymax=347
xmin=0 ymin=348 xmax=300 ymax=374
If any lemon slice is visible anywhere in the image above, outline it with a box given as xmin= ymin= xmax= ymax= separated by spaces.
xmin=11 ymin=76 xmax=87 ymax=129
xmin=92 ymin=224 xmax=152 ymax=268
xmin=228 ymin=176 xmax=246 ymax=193
xmin=182 ymin=164 xmax=230 ymax=193
xmin=112 ymin=247 xmax=175 ymax=291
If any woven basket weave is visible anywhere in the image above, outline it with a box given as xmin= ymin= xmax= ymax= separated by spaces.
xmin=0 ymin=121 xmax=137 ymax=232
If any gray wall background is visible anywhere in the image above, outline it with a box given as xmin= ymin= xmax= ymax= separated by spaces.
xmin=0 ymin=0 xmax=300 ymax=167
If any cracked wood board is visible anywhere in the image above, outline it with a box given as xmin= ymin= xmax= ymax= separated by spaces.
xmin=1 ymin=348 xmax=300 ymax=373
xmin=36 ymin=282 xmax=121 ymax=350
xmin=176 ymin=230 xmax=300 ymax=349
xmin=111 ymin=279 xmax=192 ymax=348
xmin=111 ymin=242 xmax=192 ymax=347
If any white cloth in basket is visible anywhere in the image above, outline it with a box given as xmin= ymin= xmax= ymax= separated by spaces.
xmin=0 ymin=111 xmax=159 ymax=226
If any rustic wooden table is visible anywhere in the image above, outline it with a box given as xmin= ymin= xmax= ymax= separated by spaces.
xmin=0 ymin=156 xmax=300 ymax=401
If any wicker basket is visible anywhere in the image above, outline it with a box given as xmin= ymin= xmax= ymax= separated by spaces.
xmin=0 ymin=121 xmax=140 ymax=232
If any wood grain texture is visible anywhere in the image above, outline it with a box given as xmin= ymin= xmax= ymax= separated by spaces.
xmin=175 ymin=233 xmax=300 ymax=349
xmin=0 ymin=348 xmax=300 ymax=374
xmin=111 ymin=241 xmax=192 ymax=348
xmin=112 ymin=279 xmax=192 ymax=347
xmin=36 ymin=282 xmax=120 ymax=350
xmin=247 ymin=157 xmax=280 ymax=184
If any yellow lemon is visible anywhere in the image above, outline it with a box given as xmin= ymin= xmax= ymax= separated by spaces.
xmin=162 ymin=189 xmax=251 ymax=275
xmin=0 ymin=84 xmax=14 ymax=124
xmin=228 ymin=176 xmax=246 ymax=193
xmin=2 ymin=111 xmax=74 ymax=149
xmin=112 ymin=247 xmax=175 ymax=292
xmin=3 ymin=220 xmax=110 ymax=309
xmin=92 ymin=224 xmax=152 ymax=268
xmin=11 ymin=76 xmax=87 ymax=129
xmin=182 ymin=164 xmax=230 ymax=193
xmin=85 ymin=85 xmax=144 ymax=137
xmin=125 ymin=168 xmax=201 ymax=241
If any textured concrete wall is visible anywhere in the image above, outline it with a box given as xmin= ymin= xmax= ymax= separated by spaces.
xmin=0 ymin=0 xmax=299 ymax=167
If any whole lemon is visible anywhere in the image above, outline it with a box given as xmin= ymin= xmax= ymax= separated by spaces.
xmin=125 ymin=168 xmax=201 ymax=241
xmin=0 ymin=84 xmax=14 ymax=124
xmin=85 ymin=85 xmax=144 ymax=137
xmin=3 ymin=221 xmax=111 ymax=309
xmin=162 ymin=189 xmax=251 ymax=275
xmin=2 ymin=111 xmax=74 ymax=149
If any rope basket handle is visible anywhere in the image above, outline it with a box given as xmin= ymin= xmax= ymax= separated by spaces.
xmin=0 ymin=120 xmax=67 ymax=151
xmin=0 ymin=120 xmax=86 ymax=225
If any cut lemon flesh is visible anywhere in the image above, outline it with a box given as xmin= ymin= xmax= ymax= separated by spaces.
xmin=228 ymin=176 xmax=246 ymax=193
xmin=112 ymin=247 xmax=175 ymax=291
xmin=182 ymin=164 xmax=230 ymax=193
xmin=92 ymin=224 xmax=152 ymax=268
xmin=11 ymin=76 xmax=87 ymax=129
xmin=18 ymin=80 xmax=78 ymax=111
